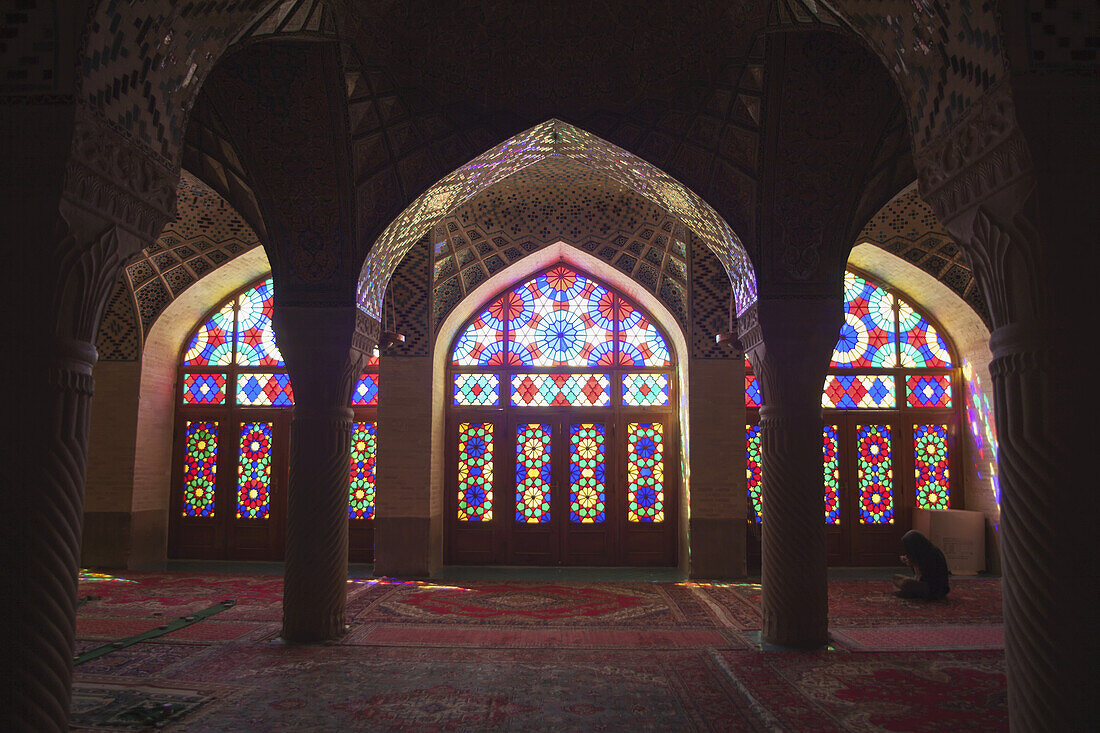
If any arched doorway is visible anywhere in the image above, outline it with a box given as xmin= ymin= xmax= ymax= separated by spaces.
xmin=168 ymin=276 xmax=379 ymax=561
xmin=745 ymin=269 xmax=963 ymax=566
xmin=446 ymin=263 xmax=679 ymax=566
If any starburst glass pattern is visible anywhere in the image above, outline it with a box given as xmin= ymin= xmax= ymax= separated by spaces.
xmin=898 ymin=299 xmax=952 ymax=368
xmin=823 ymin=425 xmax=840 ymax=525
xmin=857 ymin=424 xmax=893 ymax=524
xmin=914 ymin=424 xmax=950 ymax=510
xmin=453 ymin=373 xmax=500 ymax=406
xmin=570 ymin=424 xmax=606 ymax=523
xmin=184 ymin=301 xmax=234 ymax=366
xmin=627 ymin=422 xmax=664 ymax=522
xmin=351 ymin=373 xmax=379 ymax=406
xmin=822 ymin=375 xmax=896 ymax=409
xmin=458 ymin=422 xmax=493 ymax=521
xmin=616 ymin=301 xmax=671 ymax=366
xmin=510 ymin=374 xmax=610 ymax=407
xmin=515 ymin=424 xmax=552 ymax=523
xmin=622 ymin=373 xmax=670 ymax=406
xmin=349 ymin=422 xmax=376 ymax=519
xmin=906 ymin=375 xmax=952 ymax=407
xmin=746 ymin=424 xmax=762 ymax=523
xmin=237 ymin=422 xmax=272 ymax=519
xmin=745 ymin=374 xmax=762 ymax=407
xmin=182 ymin=421 xmax=217 ymax=517
xmin=508 ymin=266 xmax=616 ymax=367
xmin=182 ymin=373 xmax=227 ymax=405
xmin=234 ymin=279 xmax=284 ymax=367
xmin=452 ymin=297 xmax=509 ymax=366
xmin=236 ymin=373 xmax=294 ymax=406
xmin=832 ymin=272 xmax=896 ymax=368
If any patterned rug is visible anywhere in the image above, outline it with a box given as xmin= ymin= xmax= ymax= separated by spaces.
xmin=719 ymin=649 xmax=1007 ymax=731
xmin=830 ymin=624 xmax=1005 ymax=651
xmin=697 ymin=578 xmax=1003 ymax=629
xmin=71 ymin=572 xmax=1007 ymax=730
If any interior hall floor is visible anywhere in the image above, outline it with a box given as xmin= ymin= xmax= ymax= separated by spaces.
xmin=71 ymin=565 xmax=1006 ymax=731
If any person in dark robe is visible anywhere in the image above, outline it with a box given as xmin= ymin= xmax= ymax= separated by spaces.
xmin=893 ymin=530 xmax=950 ymax=600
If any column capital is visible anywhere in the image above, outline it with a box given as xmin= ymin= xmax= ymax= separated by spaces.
xmin=62 ymin=111 xmax=178 ymax=241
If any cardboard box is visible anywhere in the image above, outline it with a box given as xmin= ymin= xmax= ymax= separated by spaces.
xmin=912 ymin=508 xmax=986 ymax=575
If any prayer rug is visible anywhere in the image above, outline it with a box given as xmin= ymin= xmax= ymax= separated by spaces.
xmin=344 ymin=624 xmax=742 ymax=649
xmin=168 ymin=644 xmax=766 ymax=731
xmin=719 ymin=649 xmax=1007 ymax=732
xmin=699 ymin=577 xmax=1003 ymax=629
xmin=830 ymin=624 xmax=1005 ymax=651
xmin=70 ymin=678 xmax=215 ymax=730
xmin=348 ymin=579 xmax=723 ymax=628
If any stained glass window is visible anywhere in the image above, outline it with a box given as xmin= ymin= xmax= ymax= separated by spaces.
xmin=627 ymin=422 xmax=664 ymax=523
xmin=616 ymin=303 xmax=671 ymax=367
xmin=856 ymin=424 xmax=893 ymax=524
xmin=510 ymin=374 xmax=610 ymax=407
xmin=508 ymin=267 xmax=617 ymax=367
xmin=745 ymin=374 xmax=762 ymax=408
xmin=823 ymin=425 xmax=840 ymax=525
xmin=746 ymin=424 xmax=762 ymax=523
xmin=452 ymin=298 xmax=508 ymax=366
xmin=182 ymin=373 xmax=227 ymax=405
xmin=349 ymin=422 xmax=376 ymax=519
xmin=898 ymin=300 xmax=952 ymax=368
xmin=906 ymin=375 xmax=952 ymax=408
xmin=515 ymin=424 xmax=552 ymax=523
xmin=453 ymin=373 xmax=500 ymax=406
xmin=235 ymin=279 xmax=284 ymax=367
xmin=832 ymin=272 xmax=897 ymax=368
xmin=622 ymin=373 xmax=670 ymax=406
xmin=236 ymin=373 xmax=295 ymax=407
xmin=822 ymin=375 xmax=896 ymax=409
xmin=450 ymin=265 xmax=675 ymax=375
xmin=184 ymin=302 xmax=234 ymax=366
xmin=570 ymin=424 xmax=606 ymax=523
xmin=352 ymin=373 xmax=379 ymax=406
xmin=237 ymin=422 xmax=272 ymax=519
xmin=182 ymin=421 xmax=217 ymax=517
xmin=914 ymin=424 xmax=950 ymax=510
xmin=458 ymin=422 xmax=493 ymax=521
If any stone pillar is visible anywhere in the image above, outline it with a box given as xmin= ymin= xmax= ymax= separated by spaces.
xmin=373 ymin=355 xmax=442 ymax=577
xmin=917 ymin=80 xmax=1096 ymax=730
xmin=276 ymin=306 xmax=377 ymax=641
xmin=1 ymin=106 xmax=174 ymax=730
xmin=739 ymin=297 xmax=842 ymax=647
xmin=686 ymin=355 xmax=746 ymax=578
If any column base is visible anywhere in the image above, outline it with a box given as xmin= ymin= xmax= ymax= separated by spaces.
xmin=374 ymin=516 xmax=441 ymax=578
xmin=688 ymin=517 xmax=746 ymax=579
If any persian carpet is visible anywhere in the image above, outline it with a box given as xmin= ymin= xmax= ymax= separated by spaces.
xmin=719 ymin=649 xmax=1007 ymax=732
xmin=830 ymin=624 xmax=1005 ymax=652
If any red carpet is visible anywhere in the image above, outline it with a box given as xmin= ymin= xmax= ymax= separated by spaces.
xmin=830 ymin=624 xmax=1004 ymax=651
xmin=73 ymin=572 xmax=1007 ymax=730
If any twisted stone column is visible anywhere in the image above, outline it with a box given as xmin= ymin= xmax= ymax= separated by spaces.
xmin=740 ymin=297 xmax=842 ymax=647
xmin=276 ymin=305 xmax=377 ymax=641
xmin=5 ymin=340 xmax=96 ymax=730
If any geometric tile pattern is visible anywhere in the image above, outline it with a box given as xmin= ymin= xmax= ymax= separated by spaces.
xmin=122 ymin=171 xmax=263 ymax=340
xmin=689 ymin=232 xmax=737 ymax=359
xmin=360 ymin=120 xmax=756 ymax=320
xmin=381 ymin=237 xmax=430 ymax=357
xmin=856 ymin=182 xmax=988 ymax=326
xmin=95 ymin=280 xmax=142 ymax=361
xmin=430 ymin=156 xmax=693 ymax=332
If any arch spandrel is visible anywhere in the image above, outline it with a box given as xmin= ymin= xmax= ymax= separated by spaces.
xmin=357 ymin=120 xmax=758 ymax=322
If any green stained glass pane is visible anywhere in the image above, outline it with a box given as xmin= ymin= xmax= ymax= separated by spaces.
xmin=570 ymin=424 xmax=606 ymax=523
xmin=182 ymin=421 xmax=217 ymax=517
xmin=349 ymin=422 xmax=376 ymax=519
xmin=237 ymin=421 xmax=272 ymax=519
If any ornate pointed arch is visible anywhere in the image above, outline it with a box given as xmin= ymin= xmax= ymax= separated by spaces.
xmin=357 ymin=120 xmax=758 ymax=320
